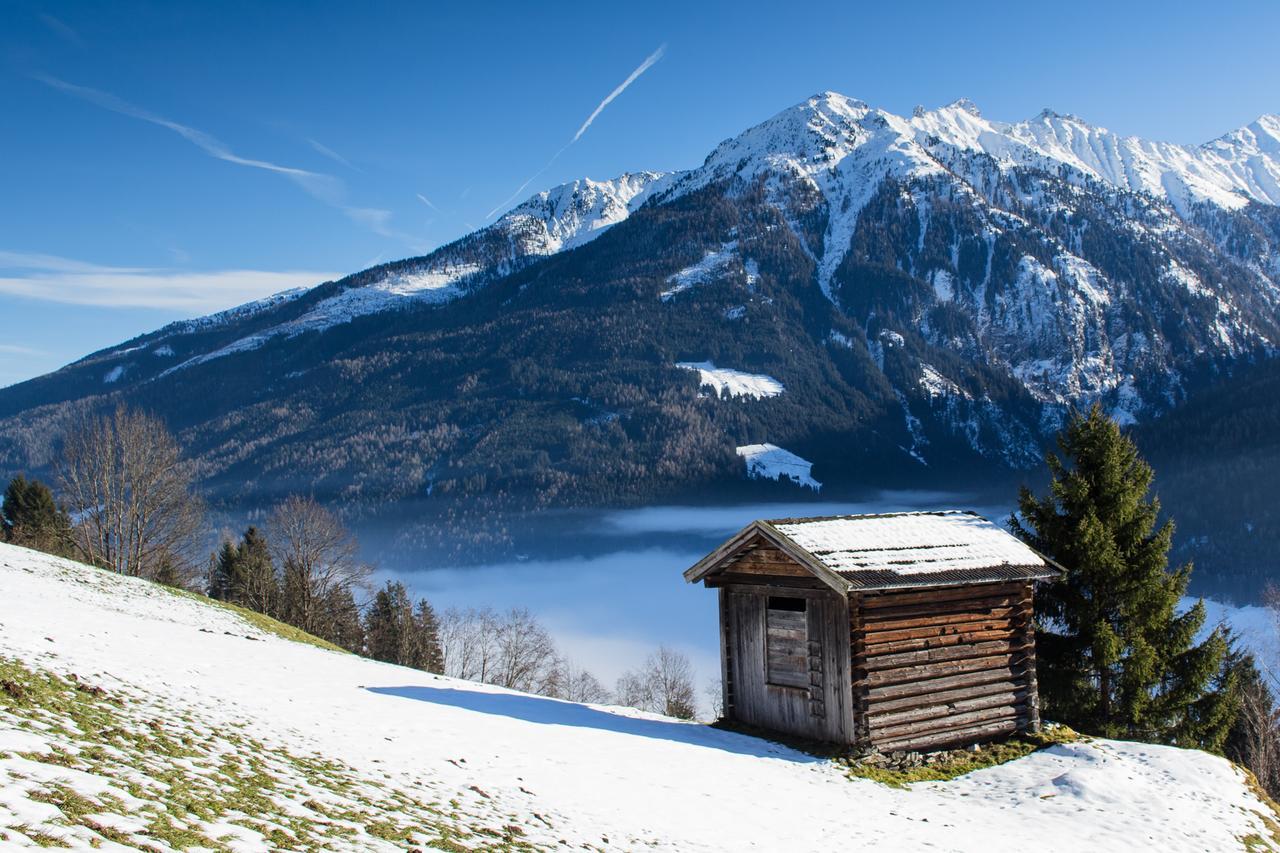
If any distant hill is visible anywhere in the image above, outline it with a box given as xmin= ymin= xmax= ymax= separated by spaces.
xmin=2 ymin=93 xmax=1279 ymax=587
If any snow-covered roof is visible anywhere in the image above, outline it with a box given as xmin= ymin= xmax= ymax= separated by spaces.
xmin=685 ymin=510 xmax=1060 ymax=591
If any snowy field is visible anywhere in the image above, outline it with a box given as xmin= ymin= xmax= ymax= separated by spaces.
xmin=2 ymin=543 xmax=1278 ymax=851
xmin=675 ymin=361 xmax=785 ymax=399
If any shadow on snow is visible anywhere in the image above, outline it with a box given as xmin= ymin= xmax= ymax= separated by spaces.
xmin=366 ymin=685 xmax=817 ymax=761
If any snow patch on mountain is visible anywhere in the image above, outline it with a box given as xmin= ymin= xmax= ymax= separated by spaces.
xmin=919 ymin=364 xmax=970 ymax=399
xmin=737 ymin=443 xmax=821 ymax=490
xmin=163 ymin=263 xmax=483 ymax=374
xmin=500 ymin=171 xmax=670 ymax=255
xmin=660 ymin=242 xmax=740 ymax=301
xmin=158 ymin=286 xmax=311 ymax=337
xmin=677 ymin=362 xmax=784 ymax=399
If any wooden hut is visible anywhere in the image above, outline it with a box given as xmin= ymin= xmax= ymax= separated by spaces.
xmin=684 ymin=511 xmax=1061 ymax=753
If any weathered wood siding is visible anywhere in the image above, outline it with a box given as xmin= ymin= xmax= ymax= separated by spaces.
xmin=853 ymin=581 xmax=1039 ymax=753
xmin=720 ymin=582 xmax=853 ymax=743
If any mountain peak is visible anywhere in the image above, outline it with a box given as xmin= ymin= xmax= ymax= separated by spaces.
xmin=944 ymin=98 xmax=982 ymax=117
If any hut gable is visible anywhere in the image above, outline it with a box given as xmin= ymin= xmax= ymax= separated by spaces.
xmin=685 ymin=511 xmax=1060 ymax=592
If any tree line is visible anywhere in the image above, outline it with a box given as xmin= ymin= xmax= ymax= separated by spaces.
xmin=0 ymin=403 xmax=698 ymax=718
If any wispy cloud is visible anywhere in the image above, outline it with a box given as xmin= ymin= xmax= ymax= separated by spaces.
xmin=416 ymin=193 xmax=438 ymax=211
xmin=39 ymin=14 xmax=83 ymax=47
xmin=0 ymin=344 xmax=47 ymax=357
xmin=307 ymin=137 xmax=359 ymax=171
xmin=32 ymin=73 xmax=417 ymax=245
xmin=485 ymin=44 xmax=666 ymax=219
xmin=0 ymin=250 xmax=339 ymax=312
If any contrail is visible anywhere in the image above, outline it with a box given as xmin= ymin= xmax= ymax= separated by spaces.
xmin=416 ymin=193 xmax=439 ymax=211
xmin=572 ymin=44 xmax=665 ymax=143
xmin=34 ymin=72 xmax=327 ymax=185
xmin=485 ymin=44 xmax=666 ymax=220
xmin=31 ymin=72 xmax=423 ymax=245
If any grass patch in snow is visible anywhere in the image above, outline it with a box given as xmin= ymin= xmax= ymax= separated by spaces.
xmin=838 ymin=725 xmax=1082 ymax=788
xmin=0 ymin=656 xmax=542 ymax=850
xmin=163 ymin=585 xmax=350 ymax=654
xmin=1238 ymin=766 xmax=1280 ymax=850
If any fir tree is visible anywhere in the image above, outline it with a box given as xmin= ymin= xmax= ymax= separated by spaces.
xmin=365 ymin=581 xmax=444 ymax=672
xmin=365 ymin=581 xmax=414 ymax=664
xmin=413 ymin=599 xmax=444 ymax=673
xmin=317 ymin=587 xmax=364 ymax=653
xmin=1011 ymin=405 xmax=1236 ymax=749
xmin=1 ymin=474 xmax=72 ymax=555
xmin=234 ymin=526 xmax=276 ymax=614
xmin=208 ymin=539 xmax=240 ymax=602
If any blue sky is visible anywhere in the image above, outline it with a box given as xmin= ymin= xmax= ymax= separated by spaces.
xmin=2 ymin=0 xmax=1277 ymax=386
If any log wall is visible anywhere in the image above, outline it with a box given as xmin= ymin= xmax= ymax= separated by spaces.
xmin=853 ymin=581 xmax=1039 ymax=753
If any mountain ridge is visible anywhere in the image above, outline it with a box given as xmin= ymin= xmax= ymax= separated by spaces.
xmin=2 ymin=91 xmax=1279 ymax=585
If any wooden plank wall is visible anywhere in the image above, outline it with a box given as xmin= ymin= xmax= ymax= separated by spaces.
xmin=721 ymin=583 xmax=853 ymax=743
xmin=853 ymin=581 xmax=1039 ymax=753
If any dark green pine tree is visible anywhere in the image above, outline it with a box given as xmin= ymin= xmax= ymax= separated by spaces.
xmin=365 ymin=581 xmax=415 ymax=665
xmin=2 ymin=474 xmax=72 ymax=555
xmin=1011 ymin=405 xmax=1237 ymax=750
xmin=317 ymin=587 xmax=365 ymax=653
xmin=207 ymin=539 xmax=240 ymax=602
xmin=364 ymin=582 xmax=444 ymax=672
xmin=233 ymin=526 xmax=277 ymax=615
xmin=413 ymin=599 xmax=445 ymax=674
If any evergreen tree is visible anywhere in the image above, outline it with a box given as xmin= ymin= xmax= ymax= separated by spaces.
xmin=1011 ymin=405 xmax=1236 ymax=749
xmin=316 ymin=587 xmax=364 ymax=653
xmin=1 ymin=474 xmax=71 ymax=555
xmin=413 ymin=599 xmax=444 ymax=673
xmin=208 ymin=539 xmax=240 ymax=601
xmin=152 ymin=551 xmax=187 ymax=589
xmin=365 ymin=581 xmax=414 ymax=664
xmin=234 ymin=526 xmax=276 ymax=614
xmin=364 ymin=581 xmax=444 ymax=672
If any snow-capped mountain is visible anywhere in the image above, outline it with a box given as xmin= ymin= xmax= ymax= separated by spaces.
xmin=1 ymin=91 xmax=1279 ymax=576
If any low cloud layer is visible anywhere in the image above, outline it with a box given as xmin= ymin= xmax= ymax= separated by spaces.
xmin=0 ymin=250 xmax=336 ymax=312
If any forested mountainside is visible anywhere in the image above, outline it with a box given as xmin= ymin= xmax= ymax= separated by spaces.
xmin=1136 ymin=357 xmax=1280 ymax=601
xmin=1 ymin=93 xmax=1279 ymax=588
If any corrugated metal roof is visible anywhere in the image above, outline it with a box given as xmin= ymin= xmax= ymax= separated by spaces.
xmin=766 ymin=511 xmax=1058 ymax=585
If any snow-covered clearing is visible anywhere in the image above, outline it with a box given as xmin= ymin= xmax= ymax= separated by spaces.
xmin=659 ymin=243 xmax=739 ymax=301
xmin=737 ymin=443 xmax=822 ymax=491
xmin=1 ymin=543 xmax=1277 ymax=851
xmin=676 ymin=361 xmax=784 ymax=399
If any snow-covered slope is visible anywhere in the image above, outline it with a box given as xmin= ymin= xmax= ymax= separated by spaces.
xmin=912 ymin=99 xmax=1280 ymax=212
xmin=1 ymin=543 xmax=1276 ymax=851
xmin=500 ymin=171 xmax=671 ymax=255
xmin=146 ymin=171 xmax=672 ymax=373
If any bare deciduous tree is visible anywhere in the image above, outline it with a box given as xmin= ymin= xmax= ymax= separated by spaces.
xmin=268 ymin=495 xmax=371 ymax=637
xmin=1233 ymin=677 xmax=1280 ymax=795
xmin=616 ymin=645 xmax=697 ymax=720
xmin=438 ymin=606 xmax=593 ymax=698
xmin=58 ymin=404 xmax=203 ymax=580
xmin=553 ymin=659 xmax=612 ymax=704
xmin=439 ymin=607 xmax=501 ymax=683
